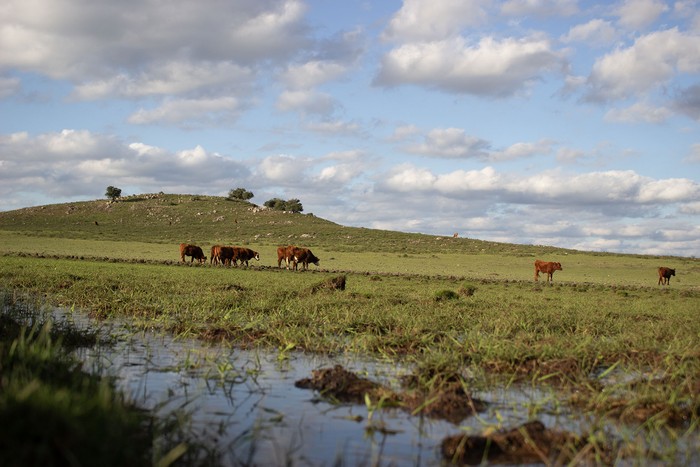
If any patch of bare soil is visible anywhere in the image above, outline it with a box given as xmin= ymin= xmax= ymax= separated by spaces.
xmin=294 ymin=365 xmax=485 ymax=423
xmin=441 ymin=420 xmax=614 ymax=465
xmin=294 ymin=365 xmax=399 ymax=404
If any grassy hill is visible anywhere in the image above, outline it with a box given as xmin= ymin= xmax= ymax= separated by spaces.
xmin=1 ymin=193 xmax=695 ymax=287
xmin=0 ymin=192 xmax=569 ymax=256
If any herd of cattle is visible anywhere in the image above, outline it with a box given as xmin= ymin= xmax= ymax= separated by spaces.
xmin=179 ymin=243 xmax=320 ymax=271
xmin=180 ymin=244 xmax=676 ymax=285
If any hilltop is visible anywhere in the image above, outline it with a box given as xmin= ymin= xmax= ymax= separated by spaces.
xmin=0 ymin=193 xmax=571 ymax=257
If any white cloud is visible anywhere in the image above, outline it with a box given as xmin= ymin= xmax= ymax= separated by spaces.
xmin=404 ymin=128 xmax=490 ymax=158
xmin=258 ymin=154 xmax=310 ymax=182
xmin=382 ymin=0 xmax=490 ymax=42
xmin=0 ymin=129 xmax=250 ymax=201
xmin=305 ymin=120 xmax=362 ymax=135
xmin=501 ymin=0 xmax=579 ymax=17
xmin=128 ymin=97 xmax=242 ymax=125
xmin=616 ymin=0 xmax=669 ymax=30
xmin=375 ymin=35 xmax=565 ymax=97
xmin=281 ymin=60 xmax=349 ymax=89
xmin=561 ymin=19 xmax=618 ymax=46
xmin=0 ymin=0 xmax=308 ymax=79
xmin=585 ymin=28 xmax=700 ymax=102
xmin=604 ymin=102 xmax=673 ymax=123
xmin=490 ymin=140 xmax=554 ymax=161
xmin=73 ymin=62 xmax=254 ymax=100
xmin=276 ymin=90 xmax=336 ymax=115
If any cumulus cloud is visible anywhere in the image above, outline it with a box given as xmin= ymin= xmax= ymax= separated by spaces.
xmin=73 ymin=62 xmax=254 ymax=100
xmin=604 ymin=102 xmax=673 ymax=123
xmin=382 ymin=0 xmax=489 ymax=42
xmin=377 ymin=165 xmax=699 ymax=208
xmin=561 ymin=19 xmax=618 ymax=46
xmin=0 ymin=0 xmax=308 ymax=79
xmin=276 ymin=89 xmax=336 ymax=115
xmin=258 ymin=154 xmax=311 ymax=182
xmin=0 ymin=0 xmax=309 ymax=127
xmin=404 ymin=128 xmax=490 ymax=159
xmin=501 ymin=0 xmax=579 ymax=17
xmin=615 ymin=0 xmax=669 ymax=30
xmin=127 ymin=97 xmax=242 ymax=125
xmin=584 ymin=28 xmax=700 ymax=102
xmin=375 ymin=35 xmax=565 ymax=97
xmin=397 ymin=127 xmax=554 ymax=162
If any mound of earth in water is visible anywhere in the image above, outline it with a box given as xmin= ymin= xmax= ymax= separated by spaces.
xmin=294 ymin=365 xmax=485 ymax=423
xmin=441 ymin=420 xmax=615 ymax=465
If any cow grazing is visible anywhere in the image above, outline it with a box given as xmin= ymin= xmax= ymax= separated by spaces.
xmin=210 ymin=245 xmax=223 ymax=265
xmin=180 ymin=243 xmax=206 ymax=263
xmin=658 ymin=267 xmax=675 ymax=285
xmin=292 ymin=247 xmax=320 ymax=271
xmin=233 ymin=247 xmax=260 ymax=267
xmin=534 ymin=260 xmax=562 ymax=283
xmin=277 ymin=245 xmax=295 ymax=269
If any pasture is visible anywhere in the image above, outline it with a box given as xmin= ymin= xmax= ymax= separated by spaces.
xmin=0 ymin=194 xmax=698 ymax=464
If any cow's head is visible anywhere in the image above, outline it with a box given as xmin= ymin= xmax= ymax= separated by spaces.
xmin=253 ymin=251 xmax=260 ymax=261
xmin=555 ymin=262 xmax=563 ymax=270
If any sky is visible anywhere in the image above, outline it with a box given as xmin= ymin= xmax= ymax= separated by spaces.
xmin=1 ymin=0 xmax=699 ymax=257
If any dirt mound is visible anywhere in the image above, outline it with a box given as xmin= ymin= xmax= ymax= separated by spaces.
xmin=441 ymin=420 xmax=612 ymax=465
xmin=294 ymin=364 xmax=398 ymax=404
xmin=295 ymin=365 xmax=485 ymax=423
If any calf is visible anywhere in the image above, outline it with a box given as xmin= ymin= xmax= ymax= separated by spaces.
xmin=658 ymin=267 xmax=675 ymax=285
xmin=179 ymin=243 xmax=206 ymax=263
xmin=534 ymin=260 xmax=562 ymax=283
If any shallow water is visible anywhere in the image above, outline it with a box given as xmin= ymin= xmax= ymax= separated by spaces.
xmin=50 ymin=308 xmax=698 ymax=466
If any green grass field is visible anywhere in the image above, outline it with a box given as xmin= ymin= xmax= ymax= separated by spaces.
xmin=1 ymin=193 xmax=698 ymax=462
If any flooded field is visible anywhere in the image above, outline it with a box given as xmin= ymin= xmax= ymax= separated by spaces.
xmin=49 ymin=307 xmax=697 ymax=466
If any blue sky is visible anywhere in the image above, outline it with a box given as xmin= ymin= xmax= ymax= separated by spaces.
xmin=1 ymin=0 xmax=699 ymax=256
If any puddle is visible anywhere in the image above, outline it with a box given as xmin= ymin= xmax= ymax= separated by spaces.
xmin=22 ymin=308 xmax=700 ymax=465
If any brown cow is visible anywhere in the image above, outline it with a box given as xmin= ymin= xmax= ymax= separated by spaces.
xmin=658 ymin=267 xmax=675 ymax=285
xmin=277 ymin=245 xmax=295 ymax=269
xmin=534 ymin=260 xmax=562 ymax=283
xmin=210 ymin=245 xmax=223 ymax=265
xmin=292 ymin=247 xmax=320 ymax=271
xmin=218 ymin=246 xmax=236 ymax=266
xmin=180 ymin=243 xmax=206 ymax=263
xmin=232 ymin=247 xmax=260 ymax=267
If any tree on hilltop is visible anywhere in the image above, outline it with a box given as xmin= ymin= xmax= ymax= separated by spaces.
xmin=228 ymin=187 xmax=254 ymax=201
xmin=105 ymin=186 xmax=122 ymax=202
xmin=264 ymin=197 xmax=303 ymax=213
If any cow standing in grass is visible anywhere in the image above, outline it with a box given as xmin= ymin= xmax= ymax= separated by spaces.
xmin=180 ymin=243 xmax=206 ymax=263
xmin=233 ymin=247 xmax=260 ymax=267
xmin=292 ymin=247 xmax=320 ymax=271
xmin=534 ymin=260 xmax=562 ymax=283
xmin=210 ymin=245 xmax=222 ymax=265
xmin=658 ymin=267 xmax=675 ymax=285
xmin=277 ymin=245 xmax=295 ymax=269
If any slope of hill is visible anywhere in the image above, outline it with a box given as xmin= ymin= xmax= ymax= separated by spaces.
xmin=0 ymin=193 xmax=569 ymax=256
